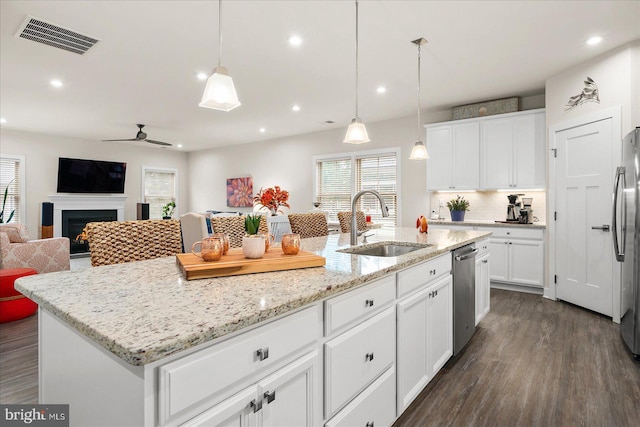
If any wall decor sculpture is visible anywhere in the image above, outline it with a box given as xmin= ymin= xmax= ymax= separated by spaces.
xmin=565 ymin=76 xmax=600 ymax=111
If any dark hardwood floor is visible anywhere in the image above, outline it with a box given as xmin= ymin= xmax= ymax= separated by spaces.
xmin=1 ymin=290 xmax=639 ymax=427
xmin=395 ymin=289 xmax=640 ymax=427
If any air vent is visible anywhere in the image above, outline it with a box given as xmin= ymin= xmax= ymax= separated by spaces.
xmin=15 ymin=16 xmax=100 ymax=55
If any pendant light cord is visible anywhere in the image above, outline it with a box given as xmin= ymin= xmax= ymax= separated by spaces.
xmin=417 ymin=43 xmax=421 ymax=140
xmin=218 ymin=0 xmax=222 ymax=67
xmin=355 ymin=0 xmax=359 ymax=120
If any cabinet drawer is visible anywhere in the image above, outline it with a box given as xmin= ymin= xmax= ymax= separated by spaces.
xmin=325 ymin=307 xmax=395 ymax=417
xmin=325 ymin=366 xmax=396 ymax=427
xmin=480 ymin=226 xmax=543 ymax=240
xmin=397 ymin=253 xmax=451 ymax=298
xmin=159 ymin=306 xmax=319 ymax=423
xmin=476 ymin=238 xmax=490 ymax=256
xmin=325 ymin=274 xmax=395 ymax=336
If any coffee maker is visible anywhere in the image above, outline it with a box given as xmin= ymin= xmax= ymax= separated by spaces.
xmin=519 ymin=197 xmax=534 ymax=224
xmin=506 ymin=194 xmax=521 ymax=221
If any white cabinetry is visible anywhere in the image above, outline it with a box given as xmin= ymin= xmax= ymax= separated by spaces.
xmin=481 ymin=110 xmax=546 ymax=189
xmin=182 ymin=350 xmax=318 ymax=427
xmin=488 ymin=228 xmax=544 ymax=291
xmin=396 ymin=254 xmax=453 ymax=415
xmin=426 ymin=121 xmax=480 ymax=191
xmin=475 ymin=239 xmax=490 ymax=325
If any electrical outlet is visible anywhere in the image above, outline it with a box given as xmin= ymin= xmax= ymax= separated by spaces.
xmin=439 ymin=199 xmax=445 ymax=208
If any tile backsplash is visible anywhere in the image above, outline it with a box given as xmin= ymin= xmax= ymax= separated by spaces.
xmin=429 ymin=191 xmax=547 ymax=223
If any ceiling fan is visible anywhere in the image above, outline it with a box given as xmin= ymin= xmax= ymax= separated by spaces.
xmin=102 ymin=124 xmax=173 ymax=147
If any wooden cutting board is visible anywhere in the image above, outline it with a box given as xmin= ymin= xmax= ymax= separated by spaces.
xmin=176 ymin=247 xmax=326 ymax=280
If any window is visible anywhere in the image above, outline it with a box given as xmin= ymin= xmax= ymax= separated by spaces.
xmin=142 ymin=167 xmax=177 ymax=219
xmin=314 ymin=149 xmax=399 ymax=226
xmin=0 ymin=155 xmax=25 ymax=223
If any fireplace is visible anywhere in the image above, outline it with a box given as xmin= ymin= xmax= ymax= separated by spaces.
xmin=49 ymin=195 xmax=127 ymax=256
xmin=63 ymin=209 xmax=117 ymax=254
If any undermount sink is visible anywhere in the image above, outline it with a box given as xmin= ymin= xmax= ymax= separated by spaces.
xmin=339 ymin=242 xmax=431 ymax=257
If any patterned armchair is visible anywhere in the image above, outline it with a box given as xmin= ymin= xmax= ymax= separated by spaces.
xmin=0 ymin=223 xmax=70 ymax=273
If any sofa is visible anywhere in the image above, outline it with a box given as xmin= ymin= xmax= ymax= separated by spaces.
xmin=0 ymin=223 xmax=70 ymax=273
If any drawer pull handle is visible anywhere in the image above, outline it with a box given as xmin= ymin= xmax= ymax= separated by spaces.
xmin=366 ymin=422 xmax=374 ymax=427
xmin=365 ymin=352 xmax=374 ymax=362
xmin=365 ymin=299 xmax=374 ymax=307
xmin=250 ymin=398 xmax=263 ymax=413
xmin=256 ymin=347 xmax=269 ymax=361
xmin=264 ymin=390 xmax=276 ymax=404
xmin=483 ymin=260 xmax=488 ymax=264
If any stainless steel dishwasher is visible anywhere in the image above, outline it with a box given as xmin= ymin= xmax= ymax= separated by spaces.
xmin=452 ymin=243 xmax=478 ymax=355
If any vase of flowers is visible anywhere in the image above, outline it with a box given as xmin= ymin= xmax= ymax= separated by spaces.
xmin=447 ymin=195 xmax=470 ymax=222
xmin=253 ymin=186 xmax=290 ymax=216
xmin=242 ymin=214 xmax=265 ymax=259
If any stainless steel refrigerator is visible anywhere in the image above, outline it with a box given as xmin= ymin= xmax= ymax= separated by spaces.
xmin=613 ymin=127 xmax=640 ymax=360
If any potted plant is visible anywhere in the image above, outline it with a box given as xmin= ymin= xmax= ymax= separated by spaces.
xmin=162 ymin=201 xmax=176 ymax=219
xmin=0 ymin=179 xmax=15 ymax=223
xmin=242 ymin=214 xmax=265 ymax=259
xmin=447 ymin=195 xmax=470 ymax=222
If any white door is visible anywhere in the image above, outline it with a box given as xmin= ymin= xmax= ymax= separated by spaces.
xmin=555 ymin=118 xmax=614 ymax=316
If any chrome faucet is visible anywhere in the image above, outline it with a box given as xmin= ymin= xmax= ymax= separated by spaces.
xmin=351 ymin=190 xmax=389 ymax=245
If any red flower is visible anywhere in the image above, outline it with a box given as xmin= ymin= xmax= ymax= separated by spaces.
xmin=253 ymin=186 xmax=290 ymax=214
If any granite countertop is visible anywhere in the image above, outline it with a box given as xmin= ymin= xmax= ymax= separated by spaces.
xmin=428 ymin=219 xmax=546 ymax=229
xmin=15 ymin=227 xmax=490 ymax=366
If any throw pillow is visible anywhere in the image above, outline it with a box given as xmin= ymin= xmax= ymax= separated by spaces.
xmin=0 ymin=223 xmax=31 ymax=243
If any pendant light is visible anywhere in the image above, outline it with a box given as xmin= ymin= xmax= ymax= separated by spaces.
xmin=343 ymin=0 xmax=370 ymax=144
xmin=409 ymin=38 xmax=429 ymax=160
xmin=199 ymin=0 xmax=241 ymax=111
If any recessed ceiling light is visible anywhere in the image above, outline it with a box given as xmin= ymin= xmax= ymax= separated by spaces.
xmin=259 ymin=127 xmax=266 ymax=133
xmin=177 ymin=144 xmax=183 ymax=148
xmin=586 ymin=36 xmax=603 ymax=45
xmin=376 ymin=86 xmax=387 ymax=94
xmin=0 ymin=118 xmax=6 ymax=124
xmin=50 ymin=79 xmax=63 ymax=88
xmin=288 ymin=35 xmax=303 ymax=47
xmin=292 ymin=105 xmax=301 ymax=112
xmin=197 ymin=72 xmax=208 ymax=81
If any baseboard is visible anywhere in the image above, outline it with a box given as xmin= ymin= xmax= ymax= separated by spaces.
xmin=490 ymin=281 xmax=544 ymax=295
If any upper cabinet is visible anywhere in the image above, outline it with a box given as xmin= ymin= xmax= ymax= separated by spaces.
xmin=426 ymin=121 xmax=480 ymax=191
xmin=425 ymin=109 xmax=545 ymax=192
xmin=481 ymin=110 xmax=546 ymax=190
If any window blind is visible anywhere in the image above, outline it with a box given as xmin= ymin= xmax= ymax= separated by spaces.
xmin=0 ymin=156 xmax=22 ymax=223
xmin=316 ymin=157 xmax=352 ymax=222
xmin=356 ymin=153 xmax=397 ymax=225
xmin=144 ymin=169 xmax=176 ymax=219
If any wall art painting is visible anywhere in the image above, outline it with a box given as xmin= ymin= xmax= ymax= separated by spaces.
xmin=226 ymin=177 xmax=253 ymax=207
xmin=565 ymin=76 xmax=600 ymax=111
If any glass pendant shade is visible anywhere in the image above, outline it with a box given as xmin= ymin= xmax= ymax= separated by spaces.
xmin=409 ymin=140 xmax=429 ymax=160
xmin=199 ymin=66 xmax=241 ymax=111
xmin=343 ymin=118 xmax=370 ymax=144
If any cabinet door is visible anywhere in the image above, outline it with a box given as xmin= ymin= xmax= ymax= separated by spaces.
xmin=513 ymin=112 xmax=545 ymax=189
xmin=181 ymin=387 xmax=257 ymax=427
xmin=509 ymin=239 xmax=544 ymax=287
xmin=259 ymin=351 xmax=319 ymax=427
xmin=426 ymin=126 xmax=453 ymax=190
xmin=452 ymin=122 xmax=480 ymax=190
xmin=475 ymin=253 xmax=490 ymax=325
xmin=396 ymin=287 xmax=429 ymax=414
xmin=482 ymin=118 xmax=513 ymax=189
xmin=427 ymin=275 xmax=453 ymax=377
xmin=489 ymin=238 xmax=509 ymax=282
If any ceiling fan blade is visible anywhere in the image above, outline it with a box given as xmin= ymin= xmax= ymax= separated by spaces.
xmin=102 ymin=138 xmax=138 ymax=142
xmin=145 ymin=139 xmax=172 ymax=147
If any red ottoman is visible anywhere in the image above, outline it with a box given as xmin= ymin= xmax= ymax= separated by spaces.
xmin=0 ymin=268 xmax=38 ymax=323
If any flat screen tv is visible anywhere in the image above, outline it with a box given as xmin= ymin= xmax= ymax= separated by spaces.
xmin=56 ymin=157 xmax=127 ymax=194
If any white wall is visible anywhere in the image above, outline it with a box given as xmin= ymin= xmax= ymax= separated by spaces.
xmin=0 ymin=128 xmax=189 ymax=238
xmin=546 ymin=40 xmax=640 ymax=135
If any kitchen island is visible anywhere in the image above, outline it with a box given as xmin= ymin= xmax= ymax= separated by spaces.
xmin=16 ymin=227 xmax=491 ymax=427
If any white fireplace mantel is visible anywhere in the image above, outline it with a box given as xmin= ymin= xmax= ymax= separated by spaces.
xmin=49 ymin=195 xmax=127 ymax=238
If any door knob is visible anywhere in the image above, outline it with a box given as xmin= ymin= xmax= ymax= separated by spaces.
xmin=591 ymin=224 xmax=610 ymax=232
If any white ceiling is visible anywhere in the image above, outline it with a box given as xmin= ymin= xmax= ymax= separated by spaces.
xmin=1 ymin=0 xmax=639 ymax=152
